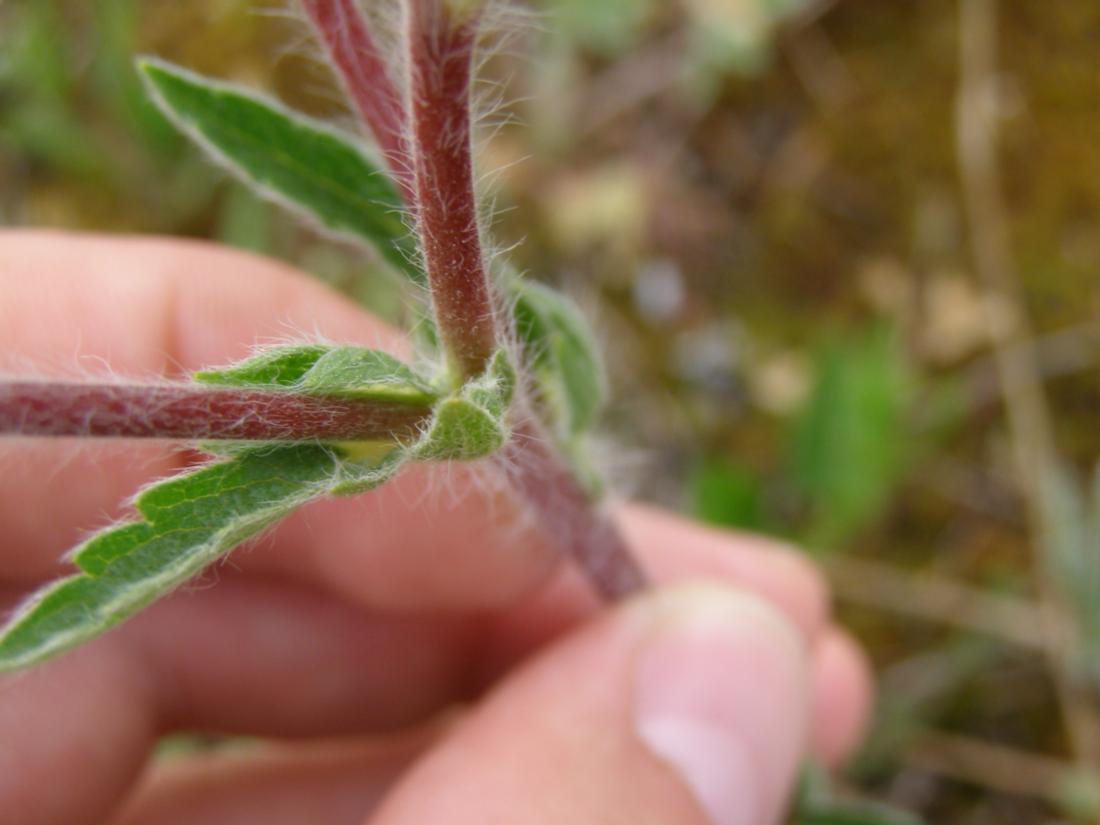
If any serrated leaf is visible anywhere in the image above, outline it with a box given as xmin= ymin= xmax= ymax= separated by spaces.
xmin=138 ymin=58 xmax=421 ymax=281
xmin=0 ymin=445 xmax=340 ymax=673
xmin=414 ymin=350 xmax=515 ymax=460
xmin=196 ymin=344 xmax=439 ymax=407
xmin=512 ymin=279 xmax=606 ymax=437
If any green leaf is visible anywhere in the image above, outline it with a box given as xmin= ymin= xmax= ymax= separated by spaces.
xmin=299 ymin=348 xmax=437 ymax=405
xmin=0 ymin=445 xmax=341 ymax=673
xmin=790 ymin=325 xmax=912 ymax=551
xmin=689 ymin=457 xmax=763 ymax=531
xmin=414 ymin=350 xmax=515 ymax=460
xmin=138 ymin=58 xmax=421 ymax=281
xmin=196 ymin=344 xmax=439 ymax=406
xmin=195 ymin=345 xmax=331 ymax=387
xmin=512 ymin=279 xmax=606 ymax=437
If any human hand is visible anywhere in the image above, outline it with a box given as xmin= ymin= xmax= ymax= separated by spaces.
xmin=0 ymin=232 xmax=871 ymax=825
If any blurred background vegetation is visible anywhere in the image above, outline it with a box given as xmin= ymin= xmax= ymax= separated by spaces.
xmin=3 ymin=0 xmax=1100 ymax=822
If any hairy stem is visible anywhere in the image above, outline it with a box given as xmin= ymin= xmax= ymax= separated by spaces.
xmin=300 ymin=0 xmax=411 ymax=194
xmin=406 ymin=0 xmax=498 ymax=382
xmin=499 ymin=419 xmax=648 ymax=600
xmin=0 ymin=381 xmax=430 ymax=442
xmin=402 ymin=0 xmax=649 ymax=598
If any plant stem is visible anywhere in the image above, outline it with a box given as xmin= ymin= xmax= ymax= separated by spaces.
xmin=0 ymin=381 xmax=430 ymax=442
xmin=406 ymin=0 xmax=498 ymax=382
xmin=500 ymin=418 xmax=648 ymax=600
xmin=300 ymin=0 xmax=411 ymax=194
xmin=400 ymin=0 xmax=649 ymax=598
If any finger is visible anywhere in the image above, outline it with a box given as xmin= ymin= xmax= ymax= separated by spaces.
xmin=0 ymin=577 xmax=474 ymax=825
xmin=111 ymin=639 xmax=871 ymax=825
xmin=113 ymin=736 xmax=430 ymax=825
xmin=371 ymin=584 xmax=810 ymax=825
xmin=809 ymin=629 xmax=873 ymax=768
xmin=0 ymin=571 xmax=858 ymax=825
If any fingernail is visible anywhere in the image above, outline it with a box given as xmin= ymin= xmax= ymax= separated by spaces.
xmin=633 ymin=587 xmax=809 ymax=825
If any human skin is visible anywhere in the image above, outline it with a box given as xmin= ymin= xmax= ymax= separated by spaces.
xmin=0 ymin=232 xmax=872 ymax=825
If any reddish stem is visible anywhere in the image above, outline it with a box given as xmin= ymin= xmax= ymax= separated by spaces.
xmin=300 ymin=0 xmax=412 ymax=196
xmin=406 ymin=0 xmax=499 ymax=381
xmin=0 ymin=381 xmax=430 ymax=442
xmin=499 ymin=418 xmax=648 ymax=600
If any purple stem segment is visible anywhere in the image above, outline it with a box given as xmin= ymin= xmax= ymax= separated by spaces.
xmin=406 ymin=0 xmax=499 ymax=382
xmin=0 ymin=381 xmax=430 ymax=442
xmin=300 ymin=0 xmax=412 ymax=195
xmin=499 ymin=419 xmax=648 ymax=600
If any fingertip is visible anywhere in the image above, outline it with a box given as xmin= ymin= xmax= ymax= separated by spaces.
xmin=810 ymin=629 xmax=874 ymax=768
xmin=372 ymin=582 xmax=813 ymax=825
xmin=618 ymin=503 xmax=831 ymax=643
xmin=632 ymin=584 xmax=811 ymax=825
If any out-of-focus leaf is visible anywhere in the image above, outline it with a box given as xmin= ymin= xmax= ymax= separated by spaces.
xmin=686 ymin=0 xmax=814 ymax=73
xmin=689 ymin=456 xmax=763 ymax=530
xmin=790 ymin=326 xmax=912 ymax=550
xmin=546 ymin=0 xmax=657 ymax=56
xmin=139 ymin=58 xmax=420 ymax=280
xmin=793 ymin=805 xmax=924 ymax=825
xmin=512 ymin=279 xmax=606 ymax=437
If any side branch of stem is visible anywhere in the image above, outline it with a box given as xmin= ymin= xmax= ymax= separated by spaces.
xmin=0 ymin=382 xmax=431 ymax=443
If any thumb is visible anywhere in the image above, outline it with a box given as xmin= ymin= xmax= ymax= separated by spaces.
xmin=371 ymin=584 xmax=810 ymax=825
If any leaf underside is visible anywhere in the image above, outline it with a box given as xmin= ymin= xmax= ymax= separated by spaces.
xmin=139 ymin=58 xmax=421 ymax=282
xmin=0 ymin=445 xmax=341 ymax=672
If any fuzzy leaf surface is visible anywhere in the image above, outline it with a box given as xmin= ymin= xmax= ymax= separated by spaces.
xmin=194 ymin=345 xmax=330 ymax=388
xmin=139 ymin=58 xmax=420 ymax=280
xmin=299 ymin=348 xmax=437 ymax=404
xmin=0 ymin=445 xmax=340 ymax=672
xmin=414 ymin=350 xmax=515 ymax=460
xmin=197 ymin=344 xmax=439 ymax=406
xmin=512 ymin=279 xmax=606 ymax=437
